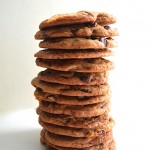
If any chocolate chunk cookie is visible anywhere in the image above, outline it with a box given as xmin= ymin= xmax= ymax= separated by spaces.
xmin=39 ymin=117 xmax=114 ymax=137
xmin=37 ymin=69 xmax=109 ymax=85
xmin=39 ymin=37 xmax=117 ymax=49
xmin=44 ymin=130 xmax=112 ymax=148
xmin=34 ymin=88 xmax=111 ymax=105
xmin=38 ymin=100 xmax=110 ymax=117
xmin=31 ymin=78 xmax=110 ymax=96
xmin=35 ymin=23 xmax=118 ymax=39
xmin=39 ymin=11 xmax=116 ymax=29
xmin=35 ymin=58 xmax=114 ymax=72
xmin=37 ymin=109 xmax=112 ymax=129
xmin=34 ymin=49 xmax=114 ymax=59
xmin=41 ymin=129 xmax=116 ymax=150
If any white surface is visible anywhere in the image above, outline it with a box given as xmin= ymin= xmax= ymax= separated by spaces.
xmin=0 ymin=109 xmax=44 ymax=150
xmin=0 ymin=0 xmax=150 ymax=150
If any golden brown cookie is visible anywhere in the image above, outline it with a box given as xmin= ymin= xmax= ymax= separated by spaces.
xmin=39 ymin=11 xmax=116 ymax=29
xmin=35 ymin=24 xmax=118 ymax=39
xmin=31 ymin=77 xmax=110 ymax=96
xmin=34 ymin=88 xmax=111 ymax=105
xmin=38 ymin=100 xmax=110 ymax=117
xmin=39 ymin=117 xmax=114 ymax=137
xmin=45 ymin=130 xmax=112 ymax=148
xmin=37 ymin=69 xmax=109 ymax=85
xmin=35 ymin=58 xmax=114 ymax=73
xmin=39 ymin=37 xmax=117 ymax=49
xmin=34 ymin=49 xmax=114 ymax=59
xmin=37 ymin=109 xmax=111 ymax=129
xmin=41 ymin=129 xmax=116 ymax=150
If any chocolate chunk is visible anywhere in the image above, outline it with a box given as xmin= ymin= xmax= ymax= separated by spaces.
xmin=100 ymin=103 xmax=104 ymax=108
xmin=80 ymin=88 xmax=92 ymax=93
xmin=65 ymin=118 xmax=72 ymax=123
xmin=104 ymin=25 xmax=110 ymax=30
xmin=90 ymin=22 xmax=96 ymax=27
xmin=83 ymin=59 xmax=95 ymax=63
xmin=99 ymin=130 xmax=105 ymax=135
xmin=76 ymin=96 xmax=90 ymax=100
xmin=99 ymin=37 xmax=107 ymax=46
xmin=79 ymin=74 xmax=93 ymax=83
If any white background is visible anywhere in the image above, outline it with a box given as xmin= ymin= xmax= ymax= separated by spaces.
xmin=0 ymin=0 xmax=150 ymax=149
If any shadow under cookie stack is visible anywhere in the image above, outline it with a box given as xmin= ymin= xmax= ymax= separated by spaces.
xmin=32 ymin=11 xmax=118 ymax=150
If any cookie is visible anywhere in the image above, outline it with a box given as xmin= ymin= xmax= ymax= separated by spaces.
xmin=37 ymin=108 xmax=111 ymax=129
xmin=96 ymin=12 xmax=117 ymax=26
xmin=31 ymin=77 xmax=110 ymax=96
xmin=35 ymin=58 xmax=114 ymax=73
xmin=35 ymin=24 xmax=118 ymax=39
xmin=39 ymin=117 xmax=114 ymax=137
xmin=38 ymin=100 xmax=110 ymax=117
xmin=34 ymin=88 xmax=111 ymax=105
xmin=45 ymin=130 xmax=112 ymax=148
xmin=37 ymin=69 xmax=109 ymax=85
xmin=39 ymin=11 xmax=116 ymax=29
xmin=39 ymin=37 xmax=117 ymax=49
xmin=40 ymin=129 xmax=116 ymax=150
xmin=34 ymin=49 xmax=114 ymax=59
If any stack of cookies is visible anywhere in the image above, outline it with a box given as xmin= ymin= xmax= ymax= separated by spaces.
xmin=32 ymin=11 xmax=118 ymax=150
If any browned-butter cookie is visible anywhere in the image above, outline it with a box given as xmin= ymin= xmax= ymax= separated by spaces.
xmin=35 ymin=58 xmax=114 ymax=73
xmin=37 ymin=69 xmax=109 ymax=85
xmin=41 ymin=129 xmax=116 ymax=150
xmin=37 ymin=109 xmax=111 ymax=129
xmin=38 ymin=100 xmax=110 ymax=117
xmin=39 ymin=37 xmax=117 ymax=49
xmin=34 ymin=49 xmax=114 ymax=59
xmin=35 ymin=23 xmax=118 ymax=39
xmin=39 ymin=11 xmax=116 ymax=29
xmin=34 ymin=88 xmax=111 ymax=105
xmin=39 ymin=117 xmax=114 ymax=137
xmin=45 ymin=130 xmax=112 ymax=148
xmin=31 ymin=77 xmax=110 ymax=96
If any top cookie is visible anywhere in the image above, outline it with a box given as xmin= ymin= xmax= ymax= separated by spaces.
xmin=39 ymin=11 xmax=116 ymax=29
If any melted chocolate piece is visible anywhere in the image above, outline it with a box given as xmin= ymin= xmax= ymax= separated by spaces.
xmin=99 ymin=130 xmax=106 ymax=135
xmin=104 ymin=25 xmax=110 ymax=30
xmin=83 ymin=59 xmax=95 ymax=63
xmin=76 ymin=96 xmax=90 ymax=100
xmin=99 ymin=37 xmax=107 ymax=46
xmin=79 ymin=73 xmax=93 ymax=83
xmin=100 ymin=102 xmax=105 ymax=108
xmin=65 ymin=118 xmax=72 ymax=123
xmin=80 ymin=88 xmax=92 ymax=93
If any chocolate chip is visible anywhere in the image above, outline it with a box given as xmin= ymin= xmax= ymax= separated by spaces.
xmin=76 ymin=96 xmax=90 ymax=100
xmin=90 ymin=22 xmax=96 ymax=27
xmin=65 ymin=118 xmax=72 ymax=123
xmin=100 ymin=103 xmax=104 ymax=108
xmin=83 ymin=59 xmax=95 ymax=63
xmin=80 ymin=88 xmax=91 ymax=93
xmin=104 ymin=25 xmax=110 ymax=30
xmin=99 ymin=37 xmax=107 ymax=46
xmin=99 ymin=130 xmax=105 ymax=135
xmin=51 ymin=38 xmax=62 ymax=43
xmin=79 ymin=74 xmax=93 ymax=83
